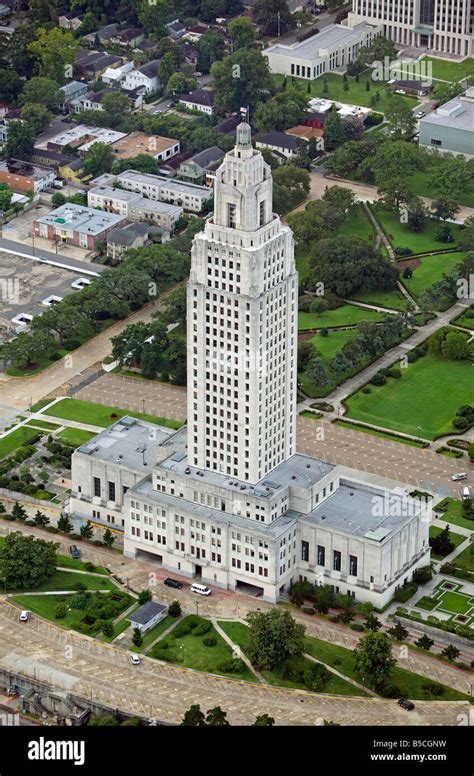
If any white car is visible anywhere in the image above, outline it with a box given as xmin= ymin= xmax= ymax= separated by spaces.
xmin=415 ymin=111 xmax=426 ymax=119
xmin=19 ymin=610 xmax=29 ymax=622
xmin=130 ymin=654 xmax=141 ymax=665
xmin=452 ymin=473 xmax=467 ymax=481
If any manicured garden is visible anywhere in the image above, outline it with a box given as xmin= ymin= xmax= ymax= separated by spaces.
xmin=298 ymin=304 xmax=383 ymax=331
xmin=310 ymin=328 xmax=357 ymax=361
xmin=414 ymin=582 xmax=474 ymax=627
xmin=42 ymin=398 xmax=183 ymax=430
xmin=401 ymin=252 xmax=466 ymax=301
xmin=350 ymin=287 xmax=407 ymax=311
xmin=375 ymin=207 xmax=462 ymax=254
xmin=333 ymin=419 xmax=429 ymax=448
xmin=0 ymin=427 xmax=43 ymax=460
xmin=435 ymin=498 xmax=474 ymax=531
xmin=9 ymin=569 xmax=117 ymax=593
xmin=429 ymin=525 xmax=465 ymax=559
xmin=453 ymin=306 xmax=474 ymax=330
xmin=304 ymin=71 xmax=418 ymax=111
xmin=344 ymin=354 xmax=474 ymax=439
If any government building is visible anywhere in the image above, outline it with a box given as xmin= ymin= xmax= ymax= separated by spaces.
xmin=71 ymin=124 xmax=430 ymax=606
xmin=348 ymin=0 xmax=474 ymax=57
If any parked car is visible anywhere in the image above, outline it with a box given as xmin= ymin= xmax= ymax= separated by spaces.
xmin=130 ymin=654 xmax=141 ymax=665
xmin=190 ymin=583 xmax=211 ymax=596
xmin=19 ymin=610 xmax=29 ymax=622
xmin=452 ymin=472 xmax=467 ymax=481
xmin=164 ymin=577 xmax=183 ymax=589
xmin=398 ymin=699 xmax=415 ymax=711
xmin=462 ymin=486 xmax=471 ymax=500
xmin=69 ymin=544 xmax=81 ymax=559
xmin=415 ymin=111 xmax=426 ymax=119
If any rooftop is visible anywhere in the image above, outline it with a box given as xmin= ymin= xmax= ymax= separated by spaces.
xmin=76 ymin=417 xmax=176 ymax=471
xmin=107 ymin=222 xmax=150 ymax=246
xmin=109 ymin=132 xmax=178 ymax=159
xmin=187 ymin=145 xmax=224 ymax=168
xmin=265 ymin=22 xmax=378 ymax=61
xmin=35 ymin=202 xmax=126 ymax=236
xmin=127 ymin=600 xmax=167 ymax=625
xmin=180 ymin=88 xmax=214 ymax=107
xmin=420 ymin=88 xmax=474 ymax=132
xmin=47 ymin=125 xmax=127 ymax=150
xmin=117 ymin=169 xmax=212 ymax=196
xmin=0 ymin=158 xmax=54 ymax=180
xmin=256 ymin=131 xmax=303 ymax=150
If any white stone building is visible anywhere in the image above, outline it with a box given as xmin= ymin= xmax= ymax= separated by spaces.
xmin=348 ymin=0 xmax=474 ymax=57
xmin=87 ymin=185 xmax=183 ymax=231
xmin=71 ymin=125 xmax=430 ymax=606
xmin=90 ymin=170 xmax=213 ymax=213
xmin=264 ymin=22 xmax=383 ymax=79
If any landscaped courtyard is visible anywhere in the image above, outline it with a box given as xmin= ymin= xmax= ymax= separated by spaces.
xmin=415 ymin=581 xmax=474 ymax=628
xmin=344 ymin=353 xmax=474 ymax=439
xmin=42 ymin=398 xmax=182 ymax=430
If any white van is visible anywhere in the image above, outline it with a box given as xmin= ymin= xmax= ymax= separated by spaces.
xmin=462 ymin=487 xmax=471 ymax=500
xmin=191 ymin=583 xmax=211 ymax=596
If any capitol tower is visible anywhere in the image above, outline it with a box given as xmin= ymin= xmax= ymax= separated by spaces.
xmin=187 ymin=122 xmax=298 ymax=484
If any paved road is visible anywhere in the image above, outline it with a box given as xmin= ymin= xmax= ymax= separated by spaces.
xmin=0 ymin=235 xmax=103 ymax=276
xmin=0 ymin=600 xmax=468 ymax=726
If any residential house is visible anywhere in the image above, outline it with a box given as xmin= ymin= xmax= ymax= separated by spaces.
xmin=180 ymin=42 xmax=199 ymax=66
xmin=74 ymin=50 xmax=123 ymax=80
xmin=121 ymin=60 xmax=161 ymax=94
xmin=178 ymin=88 xmax=215 ymax=115
xmin=107 ymin=222 xmax=153 ymax=260
xmin=166 ymin=19 xmax=186 ymax=39
xmin=58 ymin=10 xmax=84 ymax=30
xmin=91 ymin=169 xmax=213 ymax=213
xmin=0 ymin=158 xmax=56 ymax=194
xmin=255 ymin=130 xmax=305 ymax=160
xmin=177 ymin=146 xmax=224 ymax=186
xmin=102 ymin=61 xmax=135 ymax=86
xmin=59 ymin=81 xmax=88 ymax=112
xmin=109 ymin=27 xmax=145 ymax=48
xmin=87 ymin=184 xmax=183 ymax=231
xmin=82 ymin=23 xmax=119 ymax=47
xmin=183 ymin=24 xmax=209 ymax=43
xmin=109 ymin=132 xmax=180 ymax=163
xmin=46 ymin=125 xmax=128 ymax=156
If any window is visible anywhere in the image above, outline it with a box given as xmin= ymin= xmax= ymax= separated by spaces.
xmin=317 ymin=545 xmax=325 ymax=566
xmin=349 ymin=555 xmax=358 ymax=577
xmin=333 ymin=551 xmax=341 ymax=572
xmin=108 ymin=481 xmax=116 ymax=502
xmin=301 ymin=540 xmax=309 ymax=562
xmin=93 ymin=477 xmax=101 ymax=498
xmin=431 ymin=138 xmax=442 ymax=147
xmin=259 ymin=200 xmax=265 ymax=226
xmin=227 ymin=202 xmax=236 ymax=228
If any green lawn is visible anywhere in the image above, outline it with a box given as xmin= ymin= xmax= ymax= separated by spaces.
xmin=421 ymin=56 xmax=474 ymax=83
xmin=401 ymin=253 xmax=466 ymax=301
xmin=24 ymin=420 xmax=60 ymax=431
xmin=333 ymin=420 xmax=429 ymax=448
xmin=56 ymin=555 xmax=108 ymax=575
xmin=3 ymin=569 xmax=117 ymax=594
xmin=11 ymin=590 xmax=133 ymax=636
xmin=57 ymin=427 xmax=96 ymax=447
xmin=453 ymin=307 xmax=474 ymax=330
xmin=350 ymin=288 xmax=407 ymax=311
xmin=435 ymin=498 xmax=474 ymax=531
xmin=43 ymin=398 xmax=183 ymax=430
xmin=150 ymin=616 xmax=257 ymax=682
xmin=0 ymin=427 xmax=43 ymax=460
xmin=297 ymin=71 xmax=418 ymax=111
xmin=437 ymin=590 xmax=473 ymax=616
xmin=376 ymin=208 xmax=462 ymax=254
xmin=410 ymin=166 xmax=474 ymax=209
xmin=337 ymin=205 xmax=377 ymax=242
xmin=345 ymin=354 xmax=474 ymax=440
xmin=310 ymin=328 xmax=356 ymax=361
xmin=298 ymin=304 xmax=383 ymax=331
xmin=135 ymin=614 xmax=177 ymax=651
xmin=5 ymin=350 xmax=69 ymax=377
xmin=450 ymin=544 xmax=474 ymax=575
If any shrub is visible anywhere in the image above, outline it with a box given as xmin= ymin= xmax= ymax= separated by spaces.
xmin=350 ymin=622 xmax=365 ymax=632
xmin=422 ymin=682 xmax=444 ymax=697
xmin=396 ymin=248 xmax=413 ymax=257
xmin=361 ymin=386 xmax=372 ymax=394
xmin=217 ymin=658 xmax=245 ymax=673
xmin=370 ymin=372 xmax=387 ymax=386
xmin=193 ymin=621 xmax=212 ymax=637
xmin=54 ymin=603 xmax=67 ymax=619
xmin=394 ymin=581 xmax=418 ymax=603
xmin=202 ymin=636 xmax=217 ymax=647
xmin=378 ymin=682 xmax=402 ymax=698
xmin=304 ymin=663 xmax=330 ymax=692
xmin=301 ymin=606 xmax=315 ymax=615
xmin=102 ymin=621 xmax=114 ymax=638
xmin=387 ymin=367 xmax=401 ymax=379
xmin=168 ymin=600 xmax=181 ymax=617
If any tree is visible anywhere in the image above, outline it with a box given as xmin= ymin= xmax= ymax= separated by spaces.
xmin=384 ymin=94 xmax=416 ymax=137
xmin=158 ymin=53 xmax=175 ymax=90
xmin=181 ymin=704 xmax=206 ymax=726
xmin=431 ymin=194 xmax=460 ymax=222
xmin=137 ymin=0 xmax=172 ymax=38
xmin=4 ymin=121 xmax=34 ymax=161
xmin=252 ymin=0 xmax=295 ymax=36
xmin=407 ymin=197 xmax=427 ymax=232
xmin=0 ymin=68 xmax=23 ymax=102
xmin=0 ymin=532 xmax=57 ymax=589
xmin=101 ymin=92 xmax=130 ymax=125
xmin=57 ymin=514 xmax=73 ymax=533
xmin=364 ymin=613 xmax=382 ymax=632
xmin=20 ymin=77 xmax=62 ymax=111
xmin=357 ymin=35 xmax=397 ymax=67
xmin=12 ymin=502 xmax=27 ymax=521
xmin=210 ymin=49 xmax=274 ymax=113
xmin=28 ymin=28 xmax=79 ymax=84
xmin=166 ymin=72 xmax=197 ymax=97
xmin=441 ymin=331 xmax=471 ymax=361
xmin=83 ymin=142 xmax=114 ymax=177
xmin=138 ymin=589 xmax=152 ymax=605
xmin=388 ymin=622 xmax=408 ymax=641
xmin=324 ymin=104 xmax=346 ymax=150
xmin=168 ymin=600 xmax=182 ymax=617
xmin=102 ymin=528 xmax=115 ymax=548
xmin=353 ymin=632 xmax=396 ymax=691
xmin=132 ymin=627 xmax=143 ymax=647
xmin=415 ymin=634 xmax=434 ymax=651
xmin=429 ymin=524 xmax=455 ymax=556
xmin=80 ymin=521 xmax=94 ymax=540
xmin=246 ymin=609 xmax=305 ymax=671
xmin=205 ymin=706 xmax=230 ymax=726
xmin=102 ymin=621 xmax=114 ymax=638
xmin=228 ymin=16 xmax=255 ymax=49
xmin=21 ymin=103 xmax=52 ymax=135
xmin=198 ymin=30 xmax=225 ymax=74
xmin=253 ymin=713 xmax=275 ymax=726
xmin=0 ymin=184 xmax=12 ymax=211
xmin=441 ymin=644 xmax=460 ymax=661
xmin=1 ymin=330 xmax=55 ymax=370
xmin=33 ymin=510 xmax=50 ymax=527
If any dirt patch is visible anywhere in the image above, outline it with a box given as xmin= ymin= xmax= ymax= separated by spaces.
xmin=397 ymin=258 xmax=422 ymax=271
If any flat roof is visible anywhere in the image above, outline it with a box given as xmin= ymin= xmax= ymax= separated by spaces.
xmin=89 ymin=186 xmax=183 ymax=214
xmin=0 ymin=159 xmax=54 ymax=181
xmin=420 ymin=90 xmax=474 ymax=132
xmin=76 ymin=417 xmax=176 ymax=471
xmin=35 ymin=203 xmax=126 ymax=236
xmin=266 ymin=22 xmax=377 ymax=61
xmin=117 ymin=169 xmax=211 ymax=197
xmin=301 ymin=484 xmax=422 ymax=539
xmin=127 ymin=601 xmax=167 ymax=625
xmin=48 ymin=125 xmax=127 ymax=150
xmin=110 ymin=132 xmax=179 ymax=159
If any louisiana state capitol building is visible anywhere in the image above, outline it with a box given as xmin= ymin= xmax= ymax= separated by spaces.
xmin=72 ymin=124 xmax=430 ymax=605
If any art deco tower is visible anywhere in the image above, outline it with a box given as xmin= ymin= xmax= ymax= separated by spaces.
xmin=187 ymin=123 xmax=298 ymax=485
